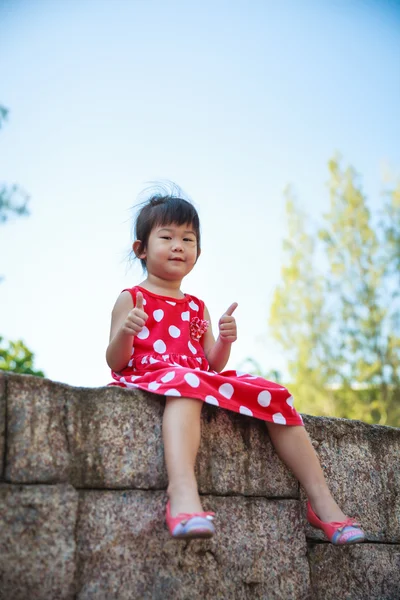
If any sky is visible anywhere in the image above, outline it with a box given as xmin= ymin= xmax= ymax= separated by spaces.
xmin=1 ymin=0 xmax=399 ymax=388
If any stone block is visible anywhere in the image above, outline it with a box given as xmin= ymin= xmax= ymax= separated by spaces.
xmin=301 ymin=416 xmax=400 ymax=543
xmin=309 ymin=543 xmax=400 ymax=599
xmin=3 ymin=374 xmax=297 ymax=495
xmin=76 ymin=491 xmax=310 ymax=600
xmin=67 ymin=386 xmax=166 ymax=488
xmin=68 ymin=385 xmax=297 ymax=496
xmin=6 ymin=374 xmax=71 ymax=482
xmin=0 ymin=483 xmax=78 ymax=600
xmin=197 ymin=406 xmax=298 ymax=496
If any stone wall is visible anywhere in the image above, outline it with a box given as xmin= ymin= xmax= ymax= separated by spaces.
xmin=0 ymin=371 xmax=399 ymax=599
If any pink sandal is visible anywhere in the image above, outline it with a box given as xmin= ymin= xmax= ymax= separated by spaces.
xmin=166 ymin=501 xmax=215 ymax=539
xmin=307 ymin=501 xmax=365 ymax=545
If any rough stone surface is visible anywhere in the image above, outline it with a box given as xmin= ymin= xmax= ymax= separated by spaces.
xmin=6 ymin=373 xmax=71 ymax=482
xmin=0 ymin=483 xmax=78 ymax=600
xmin=76 ymin=491 xmax=310 ymax=600
xmin=5 ymin=375 xmax=297 ymax=495
xmin=309 ymin=543 xmax=400 ymax=599
xmin=197 ymin=407 xmax=298 ymax=496
xmin=1 ymin=374 xmax=400 ymax=598
xmin=0 ymin=373 xmax=5 ymax=480
xmin=301 ymin=415 xmax=400 ymax=543
xmin=67 ymin=386 xmax=166 ymax=488
xmin=68 ymin=384 xmax=297 ymax=496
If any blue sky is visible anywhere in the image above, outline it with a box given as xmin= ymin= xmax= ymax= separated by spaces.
xmin=1 ymin=0 xmax=399 ymax=387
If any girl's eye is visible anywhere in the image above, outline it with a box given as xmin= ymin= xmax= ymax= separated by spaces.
xmin=184 ymin=238 xmax=195 ymax=242
xmin=160 ymin=236 xmax=171 ymax=240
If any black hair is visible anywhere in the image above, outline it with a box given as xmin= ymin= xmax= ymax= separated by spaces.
xmin=132 ymin=184 xmax=201 ymax=270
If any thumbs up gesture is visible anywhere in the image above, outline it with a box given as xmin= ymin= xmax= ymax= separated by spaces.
xmin=218 ymin=302 xmax=238 ymax=344
xmin=123 ymin=291 xmax=148 ymax=336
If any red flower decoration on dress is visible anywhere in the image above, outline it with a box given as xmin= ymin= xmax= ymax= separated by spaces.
xmin=190 ymin=316 xmax=209 ymax=341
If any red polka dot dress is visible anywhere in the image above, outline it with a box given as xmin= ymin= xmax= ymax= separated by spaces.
xmin=109 ymin=286 xmax=304 ymax=426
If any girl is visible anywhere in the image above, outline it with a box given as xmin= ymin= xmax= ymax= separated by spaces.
xmin=107 ymin=192 xmax=365 ymax=544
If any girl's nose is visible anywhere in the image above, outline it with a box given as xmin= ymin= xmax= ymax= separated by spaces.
xmin=172 ymin=240 xmax=183 ymax=251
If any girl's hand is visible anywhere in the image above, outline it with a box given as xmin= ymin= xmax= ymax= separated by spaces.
xmin=218 ymin=302 xmax=238 ymax=344
xmin=122 ymin=291 xmax=148 ymax=336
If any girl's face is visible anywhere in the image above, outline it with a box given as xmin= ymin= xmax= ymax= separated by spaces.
xmin=137 ymin=222 xmax=200 ymax=281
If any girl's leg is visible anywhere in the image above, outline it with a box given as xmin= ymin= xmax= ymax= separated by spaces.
xmin=266 ymin=422 xmax=347 ymax=523
xmin=162 ymin=396 xmax=204 ymax=517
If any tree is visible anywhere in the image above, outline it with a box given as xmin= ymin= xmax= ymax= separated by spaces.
xmin=269 ymin=187 xmax=337 ymax=418
xmin=0 ymin=104 xmax=44 ymax=377
xmin=269 ymin=157 xmax=400 ymax=426
xmin=0 ymin=337 xmax=45 ymax=377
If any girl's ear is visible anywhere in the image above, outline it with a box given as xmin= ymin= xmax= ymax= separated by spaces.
xmin=133 ymin=240 xmax=146 ymax=259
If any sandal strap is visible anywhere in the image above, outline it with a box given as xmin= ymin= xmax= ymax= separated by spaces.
xmin=176 ymin=511 xmax=215 ymax=524
xmin=330 ymin=518 xmax=360 ymax=531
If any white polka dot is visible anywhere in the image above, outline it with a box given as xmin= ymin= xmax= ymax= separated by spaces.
xmin=153 ymin=309 xmax=164 ymax=322
xmin=148 ymin=382 xmax=161 ymax=391
xmin=125 ymin=382 xmax=139 ymax=388
xmin=128 ymin=359 xmax=133 ymax=367
xmin=130 ymin=375 xmax=140 ymax=382
xmin=120 ymin=376 xmax=126 ymax=383
xmin=219 ymin=383 xmax=234 ymax=399
xmin=153 ymin=339 xmax=167 ymax=354
xmin=169 ymin=325 xmax=181 ymax=338
xmin=205 ymin=396 xmax=219 ymax=406
xmin=164 ymin=389 xmax=181 ymax=396
xmin=142 ymin=298 xmax=147 ymax=305
xmin=189 ymin=300 xmax=199 ymax=311
xmin=161 ymin=371 xmax=175 ymax=383
xmin=286 ymin=395 xmax=294 ymax=408
xmin=184 ymin=373 xmax=200 ymax=387
xmin=272 ymin=413 xmax=287 ymax=424
xmin=162 ymin=354 xmax=170 ymax=361
xmin=141 ymin=356 xmax=148 ymax=364
xmin=239 ymin=406 xmax=253 ymax=416
xmin=137 ymin=326 xmax=150 ymax=340
xmin=195 ymin=367 xmax=201 ymax=370
xmin=257 ymin=390 xmax=272 ymax=407
xmin=149 ymin=357 xmax=159 ymax=364
xmin=166 ymin=300 xmax=176 ymax=306
xmin=131 ymin=348 xmax=135 ymax=355
xmin=204 ymin=371 xmax=216 ymax=376
xmin=188 ymin=341 xmax=197 ymax=354
xmin=196 ymin=357 xmax=203 ymax=363
xmin=181 ymin=311 xmax=190 ymax=321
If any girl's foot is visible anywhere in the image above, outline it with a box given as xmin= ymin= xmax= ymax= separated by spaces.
xmin=166 ymin=501 xmax=215 ymax=539
xmin=167 ymin=482 xmax=203 ymax=518
xmin=306 ymin=485 xmax=347 ymax=523
xmin=309 ymin=496 xmax=347 ymax=524
xmin=307 ymin=501 xmax=365 ymax=545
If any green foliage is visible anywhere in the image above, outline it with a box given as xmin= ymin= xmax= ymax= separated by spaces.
xmin=268 ymin=157 xmax=400 ymax=427
xmin=0 ymin=183 xmax=30 ymax=224
xmin=0 ymin=337 xmax=44 ymax=377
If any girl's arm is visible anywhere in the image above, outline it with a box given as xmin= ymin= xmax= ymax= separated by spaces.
xmin=106 ymin=290 xmax=148 ymax=372
xmin=202 ymin=303 xmax=238 ymax=372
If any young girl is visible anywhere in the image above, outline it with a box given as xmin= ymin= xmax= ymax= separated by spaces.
xmin=107 ymin=192 xmax=365 ymax=544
